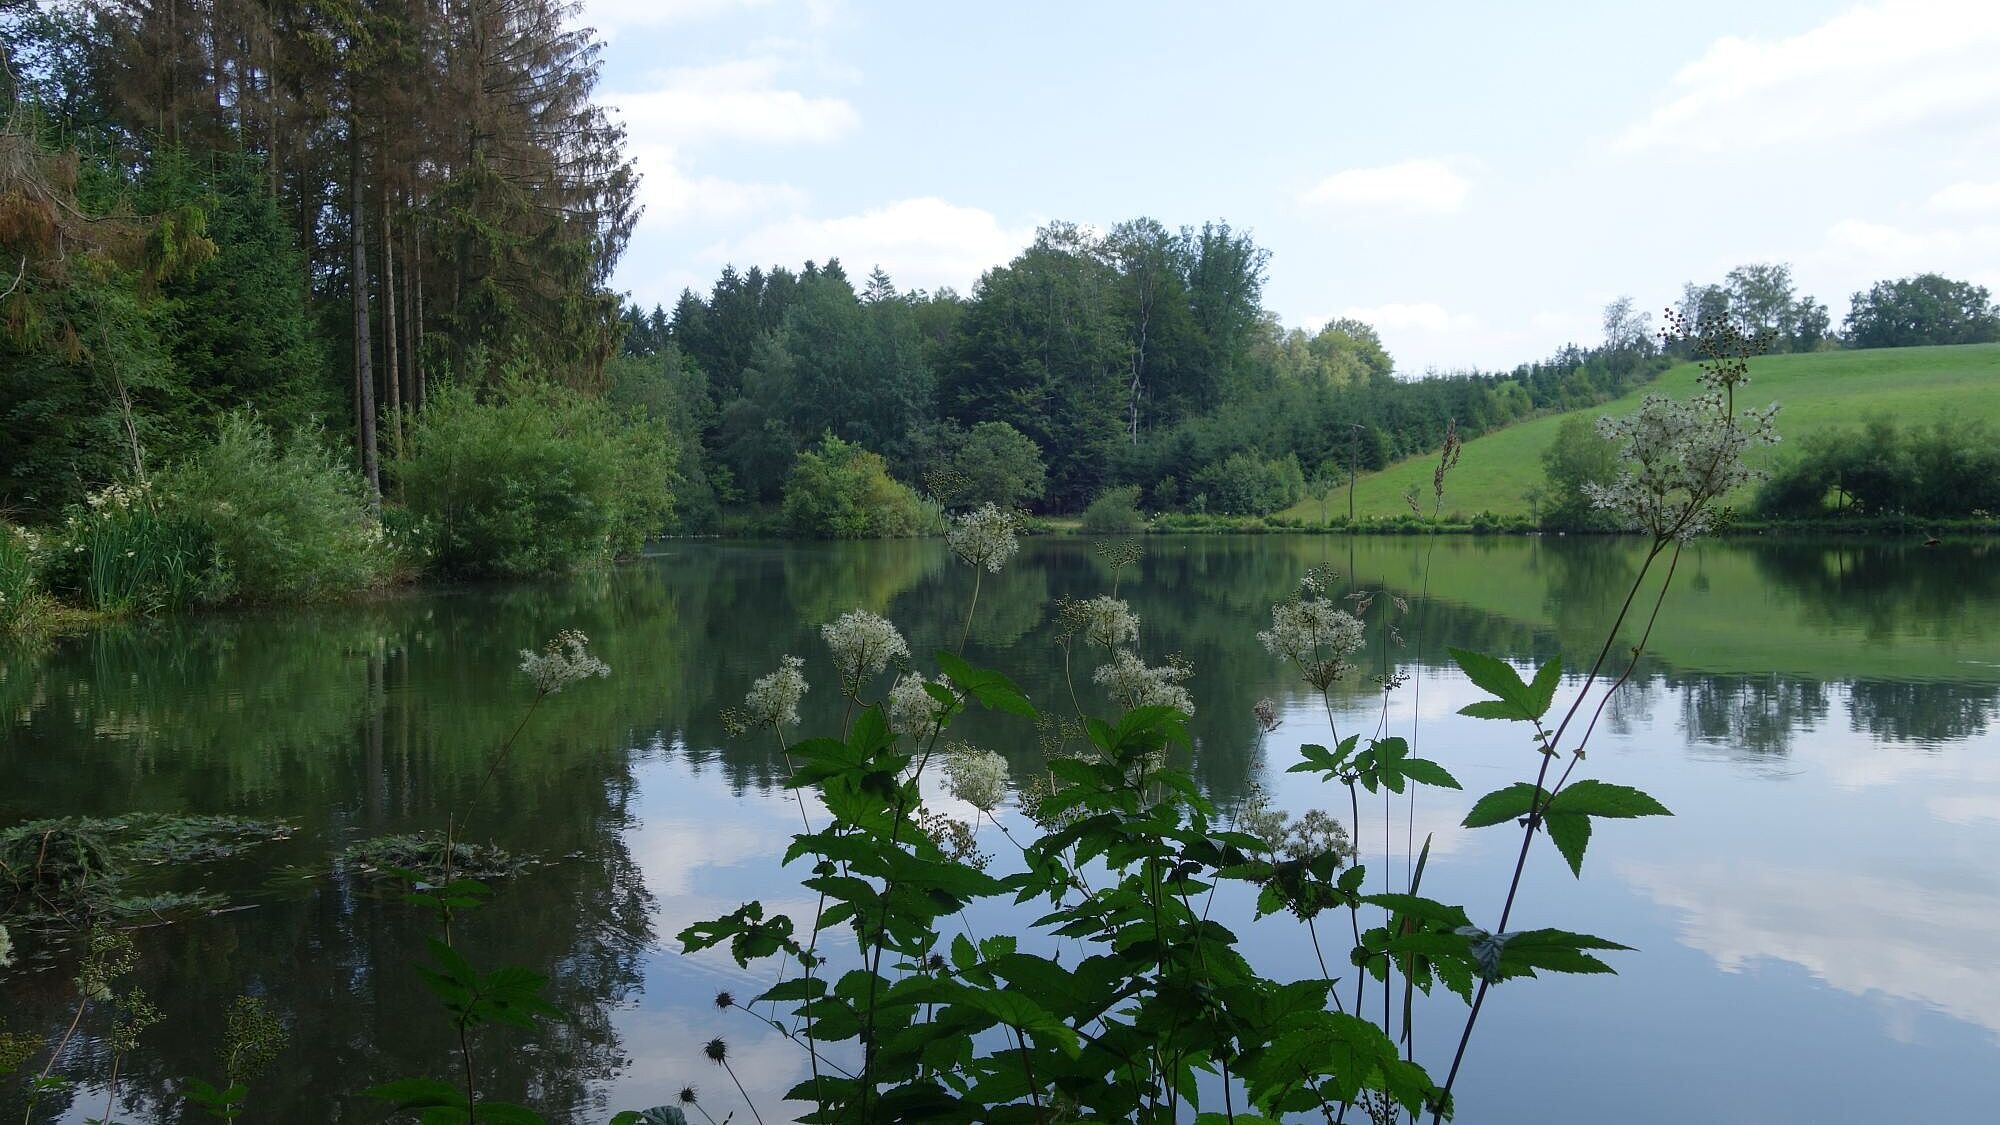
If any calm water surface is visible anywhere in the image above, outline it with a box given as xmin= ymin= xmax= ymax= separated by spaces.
xmin=3 ymin=535 xmax=1998 ymax=1123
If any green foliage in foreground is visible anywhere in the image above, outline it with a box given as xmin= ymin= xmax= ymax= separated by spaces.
xmin=396 ymin=379 xmax=679 ymax=577
xmin=1282 ymin=343 xmax=2000 ymax=523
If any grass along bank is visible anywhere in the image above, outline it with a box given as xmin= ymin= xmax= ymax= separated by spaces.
xmin=1280 ymin=343 xmax=2000 ymax=523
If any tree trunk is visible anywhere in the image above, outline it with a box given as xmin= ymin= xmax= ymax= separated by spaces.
xmin=350 ymin=114 xmax=381 ymax=507
xmin=382 ymin=178 xmax=404 ymax=459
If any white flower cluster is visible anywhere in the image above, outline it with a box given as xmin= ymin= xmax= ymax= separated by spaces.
xmin=822 ymin=609 xmax=909 ymax=691
xmin=1236 ymin=787 xmax=1289 ymax=853
xmin=1257 ymin=598 xmax=1366 ymax=691
xmin=1077 ymin=595 xmax=1139 ymax=649
xmin=519 ymin=629 xmax=611 ymax=695
xmin=946 ymin=503 xmax=1020 ymax=573
xmin=942 ymin=743 xmax=1010 ymax=811
xmin=744 ymin=655 xmax=808 ymax=729
xmin=1093 ymin=649 xmax=1195 ymax=715
xmin=83 ymin=480 xmax=150 ymax=512
xmin=887 ymin=671 xmax=946 ymax=736
xmin=1584 ymin=380 xmax=1780 ymax=541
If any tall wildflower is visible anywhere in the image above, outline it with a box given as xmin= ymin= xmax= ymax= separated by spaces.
xmin=946 ymin=503 xmax=1020 ymax=573
xmin=887 ymin=671 xmax=945 ymax=737
xmin=1074 ymin=595 xmax=1139 ymax=650
xmin=942 ymin=743 xmax=1010 ymax=812
xmin=1586 ymin=312 xmax=1780 ymax=541
xmin=1093 ymin=649 xmax=1195 ymax=715
xmin=519 ymin=629 xmax=610 ymax=694
xmin=742 ymin=655 xmax=809 ymax=730
xmin=822 ymin=609 xmax=909 ymax=695
xmin=1257 ymin=595 xmax=1366 ymax=691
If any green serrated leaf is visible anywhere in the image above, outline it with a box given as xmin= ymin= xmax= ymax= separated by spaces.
xmin=1449 ymin=647 xmax=1534 ymax=715
xmin=1526 ymin=655 xmax=1562 ymax=718
xmin=1543 ymin=811 xmax=1591 ymax=877
xmin=936 ymin=651 xmax=1036 ymax=717
xmin=1548 ymin=780 xmax=1672 ymax=819
xmin=1460 ymin=782 xmax=1547 ymax=829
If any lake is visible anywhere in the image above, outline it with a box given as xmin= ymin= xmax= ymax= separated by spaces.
xmin=3 ymin=534 xmax=1998 ymax=1123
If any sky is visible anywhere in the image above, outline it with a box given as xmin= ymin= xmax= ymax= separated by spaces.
xmin=583 ymin=0 xmax=2000 ymax=374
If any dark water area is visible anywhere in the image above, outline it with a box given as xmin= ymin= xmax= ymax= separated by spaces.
xmin=3 ymin=535 xmax=1997 ymax=1122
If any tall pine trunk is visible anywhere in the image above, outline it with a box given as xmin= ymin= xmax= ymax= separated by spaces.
xmin=350 ymin=113 xmax=381 ymax=506
xmin=382 ymin=178 xmax=403 ymax=459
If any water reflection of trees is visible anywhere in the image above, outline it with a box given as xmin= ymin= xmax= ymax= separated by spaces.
xmin=2 ymin=586 xmax=663 ymax=1123
xmin=8 ymin=534 xmax=1999 ymax=1119
xmin=1674 ymin=674 xmax=1833 ymax=755
xmin=1847 ymin=680 xmax=1999 ymax=746
xmin=1750 ymin=539 xmax=2000 ymax=648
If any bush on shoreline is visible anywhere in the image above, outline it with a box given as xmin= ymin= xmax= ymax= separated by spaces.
xmin=780 ymin=433 xmax=941 ymax=538
xmin=396 ymin=379 xmax=678 ymax=578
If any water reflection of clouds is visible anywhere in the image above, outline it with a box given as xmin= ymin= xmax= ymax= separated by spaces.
xmin=1623 ymin=861 xmax=2000 ymax=1041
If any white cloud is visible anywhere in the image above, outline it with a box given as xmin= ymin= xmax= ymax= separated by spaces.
xmin=1625 ymin=859 xmax=2000 ymax=1039
xmin=1928 ymin=181 xmax=2000 ymax=215
xmin=705 ymin=197 xmax=1035 ymax=294
xmin=1299 ymin=159 xmax=1470 ymax=216
xmin=606 ymin=58 xmax=858 ymax=148
xmin=1335 ymin=302 xmax=1468 ymax=336
xmin=628 ymin=143 xmax=806 ymax=231
xmin=1618 ymin=0 xmax=2000 ymax=152
xmin=1816 ymin=216 xmax=2000 ymax=294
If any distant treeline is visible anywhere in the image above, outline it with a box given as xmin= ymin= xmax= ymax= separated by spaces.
xmin=624 ymin=246 xmax=1999 ymax=527
xmin=616 ymin=233 xmax=1674 ymax=524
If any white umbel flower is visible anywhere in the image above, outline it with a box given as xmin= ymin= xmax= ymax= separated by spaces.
xmin=1093 ymin=649 xmax=1195 ymax=715
xmin=1257 ymin=598 xmax=1365 ymax=691
xmin=887 ymin=671 xmax=946 ymax=736
xmin=744 ymin=655 xmax=808 ymax=729
xmin=946 ymin=503 xmax=1020 ymax=573
xmin=1077 ymin=595 xmax=1139 ymax=650
xmin=822 ymin=609 xmax=909 ymax=691
xmin=1585 ymin=389 xmax=1780 ymax=541
xmin=942 ymin=743 xmax=1010 ymax=811
xmin=519 ymin=629 xmax=610 ymax=694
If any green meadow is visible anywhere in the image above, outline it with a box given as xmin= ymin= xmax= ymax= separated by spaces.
xmin=1282 ymin=343 xmax=2000 ymax=522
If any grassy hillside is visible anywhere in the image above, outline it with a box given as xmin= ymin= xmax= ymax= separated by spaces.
xmin=1281 ymin=343 xmax=2000 ymax=522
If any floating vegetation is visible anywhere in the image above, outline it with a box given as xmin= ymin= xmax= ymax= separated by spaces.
xmin=337 ymin=833 xmax=535 ymax=884
xmin=0 ymin=815 xmax=291 ymax=928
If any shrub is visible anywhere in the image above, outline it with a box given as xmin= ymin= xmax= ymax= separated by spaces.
xmin=1539 ymin=413 xmax=1622 ymax=531
xmin=781 ymin=434 xmax=939 ymax=538
xmin=1191 ymin=451 xmax=1303 ymax=515
xmin=44 ymin=480 xmax=228 ymax=614
xmin=0 ymin=524 xmax=54 ymax=632
xmin=1755 ymin=418 xmax=2000 ymax=519
xmin=1081 ymin=484 xmax=1146 ymax=532
xmin=395 ymin=379 xmax=678 ymax=577
xmin=158 ymin=413 xmax=391 ymax=602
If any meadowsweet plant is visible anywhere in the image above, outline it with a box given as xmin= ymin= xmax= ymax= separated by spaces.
xmin=366 ymin=630 xmax=613 ymax=1125
xmin=735 ymin=655 xmax=809 ymax=733
xmin=1090 ymin=647 xmax=1196 ymax=715
xmin=822 ymin=610 xmax=910 ymax=699
xmin=944 ymin=502 xmax=1020 ymax=574
xmin=518 ymin=628 xmax=612 ymax=694
xmin=1258 ymin=589 xmax=1367 ymax=693
xmin=1073 ymin=593 xmax=1139 ymax=650
xmin=945 ymin=503 xmax=1020 ymax=650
